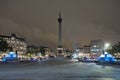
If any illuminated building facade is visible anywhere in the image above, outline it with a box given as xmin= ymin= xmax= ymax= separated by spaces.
xmin=90 ymin=39 xmax=104 ymax=57
xmin=0 ymin=33 xmax=27 ymax=58
xmin=83 ymin=45 xmax=90 ymax=58
xmin=83 ymin=45 xmax=90 ymax=53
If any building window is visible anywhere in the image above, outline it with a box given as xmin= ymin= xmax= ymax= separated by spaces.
xmin=11 ymin=37 xmax=15 ymax=40
xmin=91 ymin=49 xmax=94 ymax=51
xmin=93 ymin=45 xmax=97 ymax=48
xmin=96 ymin=49 xmax=99 ymax=51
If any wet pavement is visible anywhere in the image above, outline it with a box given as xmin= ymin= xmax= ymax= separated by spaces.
xmin=0 ymin=59 xmax=120 ymax=80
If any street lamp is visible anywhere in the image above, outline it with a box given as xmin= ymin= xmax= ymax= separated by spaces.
xmin=104 ymin=43 xmax=110 ymax=50
xmin=103 ymin=42 xmax=110 ymax=54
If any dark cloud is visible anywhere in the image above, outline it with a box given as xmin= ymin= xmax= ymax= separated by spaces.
xmin=0 ymin=0 xmax=120 ymax=50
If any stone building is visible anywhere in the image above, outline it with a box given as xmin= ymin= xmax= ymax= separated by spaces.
xmin=0 ymin=33 xmax=27 ymax=58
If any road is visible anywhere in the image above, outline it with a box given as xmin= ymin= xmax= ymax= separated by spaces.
xmin=0 ymin=58 xmax=120 ymax=80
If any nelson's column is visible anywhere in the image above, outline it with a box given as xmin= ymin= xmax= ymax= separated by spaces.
xmin=57 ymin=12 xmax=64 ymax=56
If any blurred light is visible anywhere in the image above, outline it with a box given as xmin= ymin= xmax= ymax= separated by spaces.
xmin=91 ymin=49 xmax=94 ymax=51
xmin=100 ymin=54 xmax=105 ymax=57
xmin=9 ymin=52 xmax=14 ymax=54
xmin=104 ymin=51 xmax=108 ymax=54
xmin=107 ymin=54 xmax=112 ymax=57
xmin=78 ymin=53 xmax=83 ymax=57
xmin=13 ymin=54 xmax=17 ymax=57
xmin=6 ymin=54 xmax=10 ymax=57
xmin=93 ymin=45 xmax=97 ymax=48
xmin=104 ymin=43 xmax=110 ymax=49
xmin=76 ymin=49 xmax=79 ymax=52
xmin=72 ymin=53 xmax=78 ymax=59
xmin=105 ymin=43 xmax=110 ymax=47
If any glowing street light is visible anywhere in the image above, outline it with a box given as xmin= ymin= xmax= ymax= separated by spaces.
xmin=105 ymin=43 xmax=110 ymax=48
xmin=105 ymin=43 xmax=110 ymax=49
xmin=104 ymin=42 xmax=110 ymax=53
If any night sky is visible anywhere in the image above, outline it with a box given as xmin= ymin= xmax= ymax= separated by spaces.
xmin=0 ymin=0 xmax=120 ymax=50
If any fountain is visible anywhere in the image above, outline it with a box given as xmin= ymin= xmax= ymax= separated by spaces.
xmin=98 ymin=51 xmax=115 ymax=62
